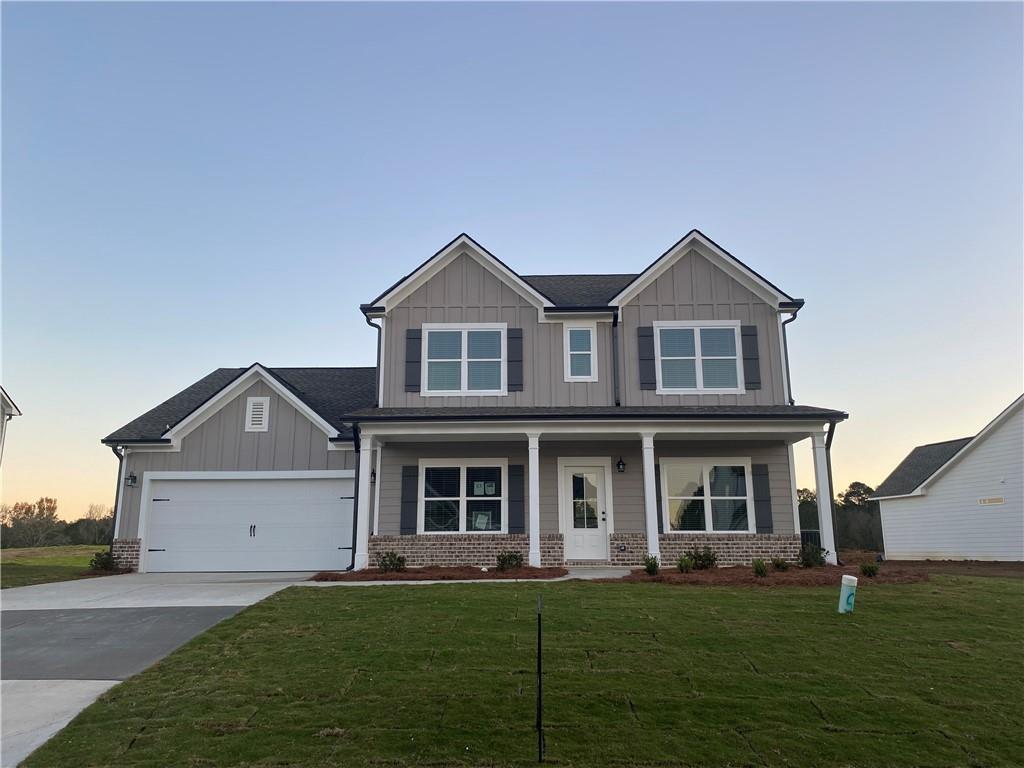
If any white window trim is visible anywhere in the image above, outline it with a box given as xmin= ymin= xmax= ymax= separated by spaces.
xmin=653 ymin=320 xmax=745 ymax=395
xmin=563 ymin=321 xmax=598 ymax=383
xmin=421 ymin=323 xmax=508 ymax=397
xmin=658 ymin=457 xmax=756 ymax=534
xmin=417 ymin=458 xmax=509 ymax=534
xmin=244 ymin=396 xmax=270 ymax=432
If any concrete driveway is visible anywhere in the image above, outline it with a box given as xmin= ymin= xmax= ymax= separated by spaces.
xmin=1 ymin=572 xmax=308 ymax=767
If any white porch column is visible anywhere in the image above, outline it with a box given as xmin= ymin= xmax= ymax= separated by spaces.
xmin=641 ymin=431 xmax=661 ymax=560
xmin=811 ymin=433 xmax=839 ymax=564
xmin=354 ymin=435 xmax=374 ymax=570
xmin=527 ymin=432 xmax=542 ymax=567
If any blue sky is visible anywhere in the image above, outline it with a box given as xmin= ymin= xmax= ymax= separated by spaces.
xmin=3 ymin=1 xmax=1021 ymax=517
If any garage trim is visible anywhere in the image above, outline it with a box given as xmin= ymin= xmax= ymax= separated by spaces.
xmin=137 ymin=470 xmax=356 ymax=573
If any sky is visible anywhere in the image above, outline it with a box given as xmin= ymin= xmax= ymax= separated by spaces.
xmin=2 ymin=1 xmax=1021 ymax=520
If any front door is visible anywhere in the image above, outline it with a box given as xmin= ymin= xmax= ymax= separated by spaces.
xmin=563 ymin=466 xmax=608 ymax=561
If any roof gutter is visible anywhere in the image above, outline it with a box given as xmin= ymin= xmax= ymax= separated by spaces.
xmin=350 ymin=410 xmax=849 ymax=423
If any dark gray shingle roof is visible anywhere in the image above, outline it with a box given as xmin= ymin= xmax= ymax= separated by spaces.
xmin=348 ymin=404 xmax=847 ymax=421
xmin=521 ymin=274 xmax=638 ymax=307
xmin=872 ymin=437 xmax=973 ymax=498
xmin=104 ymin=366 xmax=376 ymax=443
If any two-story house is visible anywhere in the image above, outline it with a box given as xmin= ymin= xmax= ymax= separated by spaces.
xmin=103 ymin=231 xmax=846 ymax=572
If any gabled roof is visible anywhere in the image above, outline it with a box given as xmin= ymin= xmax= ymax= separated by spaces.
xmin=1 ymin=386 xmax=21 ymax=417
xmin=363 ymin=230 xmax=799 ymax=314
xmin=873 ymin=394 xmax=1024 ymax=499
xmin=103 ymin=366 xmax=376 ymax=444
xmin=609 ymin=229 xmax=798 ymax=307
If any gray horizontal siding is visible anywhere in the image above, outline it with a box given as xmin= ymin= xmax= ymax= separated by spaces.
xmin=117 ymin=380 xmax=355 ymax=539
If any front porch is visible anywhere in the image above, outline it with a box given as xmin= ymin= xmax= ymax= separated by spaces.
xmin=352 ymin=417 xmax=840 ymax=569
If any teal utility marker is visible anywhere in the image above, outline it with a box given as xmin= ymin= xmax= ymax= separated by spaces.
xmin=838 ymin=574 xmax=858 ymax=613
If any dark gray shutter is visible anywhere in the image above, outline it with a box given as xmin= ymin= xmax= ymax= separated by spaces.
xmin=400 ymin=465 xmax=418 ymax=534
xmin=638 ymin=327 xmax=656 ymax=390
xmin=507 ymin=328 xmax=524 ymax=392
xmin=741 ymin=325 xmax=761 ymax=391
xmin=405 ymin=329 xmax=422 ymax=392
xmin=752 ymin=463 xmax=773 ymax=534
xmin=654 ymin=463 xmax=664 ymax=534
xmin=507 ymin=464 xmax=525 ymax=534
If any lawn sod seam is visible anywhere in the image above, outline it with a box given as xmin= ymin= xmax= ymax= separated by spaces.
xmin=23 ymin=576 xmax=1024 ymax=767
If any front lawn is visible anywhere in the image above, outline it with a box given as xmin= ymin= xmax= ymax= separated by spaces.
xmin=0 ymin=544 xmax=105 ymax=589
xmin=26 ymin=577 xmax=1023 ymax=767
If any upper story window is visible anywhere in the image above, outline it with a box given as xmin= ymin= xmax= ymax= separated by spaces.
xmin=563 ymin=322 xmax=598 ymax=383
xmin=654 ymin=321 xmax=744 ymax=394
xmin=422 ymin=323 xmax=506 ymax=396
xmin=244 ymin=396 xmax=270 ymax=432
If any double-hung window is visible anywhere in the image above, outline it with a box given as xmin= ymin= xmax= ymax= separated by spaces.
xmin=653 ymin=321 xmax=744 ymax=394
xmin=422 ymin=324 xmax=506 ymax=395
xmin=563 ymin=322 xmax=598 ymax=382
xmin=659 ymin=459 xmax=754 ymax=533
xmin=420 ymin=460 xmax=507 ymax=533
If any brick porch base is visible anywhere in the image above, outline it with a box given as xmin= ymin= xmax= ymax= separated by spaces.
xmin=609 ymin=532 xmax=801 ymax=567
xmin=368 ymin=534 xmax=564 ymax=568
xmin=111 ymin=538 xmax=141 ymax=571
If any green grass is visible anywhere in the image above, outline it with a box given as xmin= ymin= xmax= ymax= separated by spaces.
xmin=0 ymin=544 xmax=104 ymax=589
xmin=26 ymin=577 xmax=1024 ymax=767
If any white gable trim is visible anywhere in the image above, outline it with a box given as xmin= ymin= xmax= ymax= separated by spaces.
xmin=373 ymin=234 xmax=553 ymax=313
xmin=162 ymin=364 xmax=341 ymax=447
xmin=891 ymin=395 xmax=1024 ymax=499
xmin=610 ymin=230 xmax=792 ymax=308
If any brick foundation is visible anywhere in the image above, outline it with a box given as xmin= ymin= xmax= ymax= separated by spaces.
xmin=610 ymin=532 xmax=800 ymax=567
xmin=112 ymin=538 xmax=141 ymax=571
xmin=368 ymin=534 xmax=564 ymax=568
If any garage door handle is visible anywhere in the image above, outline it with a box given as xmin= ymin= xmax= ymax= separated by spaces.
xmin=249 ymin=524 xmax=256 ymax=537
xmin=147 ymin=548 xmax=166 ymax=552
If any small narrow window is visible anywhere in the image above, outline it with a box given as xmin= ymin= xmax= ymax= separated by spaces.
xmin=245 ymin=396 xmax=270 ymax=432
xmin=563 ymin=323 xmax=598 ymax=382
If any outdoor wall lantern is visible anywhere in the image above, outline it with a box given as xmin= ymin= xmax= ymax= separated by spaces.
xmin=616 ymin=457 xmax=626 ymax=473
xmin=125 ymin=472 xmax=137 ymax=487
xmin=370 ymin=468 xmax=377 ymax=484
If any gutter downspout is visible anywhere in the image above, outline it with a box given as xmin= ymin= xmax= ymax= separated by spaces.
xmin=781 ymin=309 xmax=799 ymax=405
xmin=109 ymin=445 xmax=125 ymax=552
xmin=824 ymin=420 xmax=840 ymax=564
xmin=611 ymin=309 xmax=621 ymax=407
xmin=363 ymin=314 xmax=383 ymax=407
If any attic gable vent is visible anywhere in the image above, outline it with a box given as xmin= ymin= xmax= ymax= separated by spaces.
xmin=245 ymin=396 xmax=270 ymax=432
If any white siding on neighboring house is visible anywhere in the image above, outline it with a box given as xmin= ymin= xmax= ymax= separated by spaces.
xmin=880 ymin=405 xmax=1023 ymax=561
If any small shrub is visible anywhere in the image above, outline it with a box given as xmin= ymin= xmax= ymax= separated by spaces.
xmin=643 ymin=554 xmax=660 ymax=576
xmin=799 ymin=542 xmax=827 ymax=568
xmin=860 ymin=561 xmax=879 ymax=578
xmin=89 ymin=550 xmax=116 ymax=571
xmin=686 ymin=547 xmax=718 ymax=570
xmin=496 ymin=550 xmax=524 ymax=571
xmin=752 ymin=558 xmax=769 ymax=578
xmin=771 ymin=557 xmax=789 ymax=571
xmin=375 ymin=550 xmax=406 ymax=572
xmin=676 ymin=555 xmax=695 ymax=573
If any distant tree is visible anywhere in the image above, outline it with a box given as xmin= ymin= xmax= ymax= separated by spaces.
xmin=65 ymin=504 xmax=115 ymax=545
xmin=0 ymin=498 xmax=67 ymax=548
xmin=797 ymin=488 xmax=819 ymax=531
xmin=834 ymin=482 xmax=884 ymax=552
xmin=837 ymin=481 xmax=876 ymax=510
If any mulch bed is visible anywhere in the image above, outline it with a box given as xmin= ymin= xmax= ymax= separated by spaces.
xmin=311 ymin=566 xmax=569 ymax=582
xmin=618 ymin=564 xmax=928 ymax=587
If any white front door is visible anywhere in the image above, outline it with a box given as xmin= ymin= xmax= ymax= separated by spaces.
xmin=563 ymin=466 xmax=608 ymax=560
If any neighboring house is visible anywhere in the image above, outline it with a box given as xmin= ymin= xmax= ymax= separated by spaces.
xmin=1 ymin=385 xmax=21 ymax=467
xmin=103 ymin=230 xmax=847 ymax=572
xmin=872 ymin=395 xmax=1023 ymax=562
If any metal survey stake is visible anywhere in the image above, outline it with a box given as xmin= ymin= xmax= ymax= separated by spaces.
xmin=536 ymin=594 xmax=545 ymax=762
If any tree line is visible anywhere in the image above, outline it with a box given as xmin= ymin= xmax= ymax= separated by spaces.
xmin=798 ymin=481 xmax=884 ymax=552
xmin=0 ymin=498 xmax=114 ymax=548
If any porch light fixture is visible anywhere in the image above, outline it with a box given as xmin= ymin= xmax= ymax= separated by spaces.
xmin=370 ymin=468 xmax=376 ymax=484
xmin=125 ymin=472 xmax=137 ymax=487
xmin=616 ymin=457 xmax=626 ymax=473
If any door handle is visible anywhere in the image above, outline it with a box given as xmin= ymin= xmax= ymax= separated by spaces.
xmin=249 ymin=524 xmax=255 ymax=537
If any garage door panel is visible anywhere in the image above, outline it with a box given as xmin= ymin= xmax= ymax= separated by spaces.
xmin=144 ymin=477 xmax=354 ymax=572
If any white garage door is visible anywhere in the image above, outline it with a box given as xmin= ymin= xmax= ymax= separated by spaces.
xmin=143 ymin=475 xmax=354 ymax=572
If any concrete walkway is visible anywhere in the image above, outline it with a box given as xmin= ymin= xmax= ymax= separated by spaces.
xmin=1 ymin=572 xmax=306 ymax=767
xmin=299 ymin=565 xmax=630 ymax=587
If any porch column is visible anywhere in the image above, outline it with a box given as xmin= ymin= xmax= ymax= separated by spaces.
xmin=527 ymin=432 xmax=542 ymax=567
xmin=354 ymin=435 xmax=373 ymax=570
xmin=811 ymin=433 xmax=838 ymax=564
xmin=641 ymin=431 xmax=661 ymax=560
